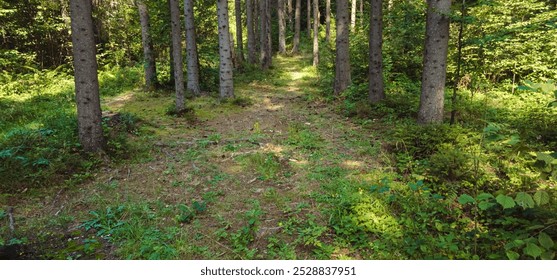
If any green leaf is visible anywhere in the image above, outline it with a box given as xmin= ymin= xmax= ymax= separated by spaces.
xmin=523 ymin=242 xmax=542 ymax=258
xmin=496 ymin=194 xmax=516 ymax=209
xmin=478 ymin=201 xmax=496 ymax=210
xmin=541 ymin=251 xmax=555 ymax=260
xmin=515 ymin=192 xmax=535 ymax=209
xmin=538 ymin=232 xmax=554 ymax=249
xmin=533 ymin=191 xmax=550 ymax=206
xmin=506 ymin=250 xmax=520 ymax=260
xmin=458 ymin=194 xmax=476 ymax=205
xmin=477 ymin=193 xmax=495 ymax=201
xmin=506 ymin=135 xmax=520 ymax=146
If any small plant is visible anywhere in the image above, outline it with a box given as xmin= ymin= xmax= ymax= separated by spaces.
xmin=230 ymin=200 xmax=263 ymax=259
xmin=175 ymin=200 xmax=207 ymax=224
xmin=286 ymin=123 xmax=324 ymax=150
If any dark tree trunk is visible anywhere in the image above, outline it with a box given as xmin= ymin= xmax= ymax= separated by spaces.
xmin=70 ymin=0 xmax=104 ymax=152
xmin=247 ymin=0 xmax=257 ymax=64
xmin=334 ymin=0 xmax=351 ymax=95
xmin=418 ymin=0 xmax=451 ymax=124
xmin=137 ymin=0 xmax=157 ymax=90
xmin=292 ymin=0 xmax=301 ymax=53
xmin=169 ymin=0 xmax=185 ymax=110
xmin=184 ymin=0 xmax=201 ymax=95
xmin=235 ymin=0 xmax=244 ymax=64
xmin=307 ymin=0 xmax=311 ymax=37
xmin=368 ymin=0 xmax=384 ymax=103
xmin=259 ymin=0 xmax=271 ymax=69
xmin=325 ymin=0 xmax=331 ymax=43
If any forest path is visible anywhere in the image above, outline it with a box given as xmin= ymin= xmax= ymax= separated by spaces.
xmin=15 ymin=54 xmax=388 ymax=259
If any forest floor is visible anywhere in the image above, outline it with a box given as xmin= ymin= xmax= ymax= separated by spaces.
xmin=7 ymin=54 xmax=395 ymax=259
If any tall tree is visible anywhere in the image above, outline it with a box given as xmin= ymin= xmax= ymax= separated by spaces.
xmin=307 ymin=0 xmax=311 ymax=37
xmin=184 ymin=0 xmax=201 ymax=95
xmin=287 ymin=0 xmax=293 ymax=30
xmin=334 ymin=0 xmax=351 ymax=95
xmin=368 ymin=0 xmax=385 ymax=102
xmin=246 ymin=0 xmax=257 ymax=64
xmin=312 ymin=0 xmax=319 ymax=66
xmin=278 ymin=0 xmax=287 ymax=54
xmin=234 ymin=0 xmax=244 ymax=64
xmin=351 ymin=0 xmax=356 ymax=30
xmin=217 ymin=0 xmax=234 ymax=98
xmin=292 ymin=0 xmax=301 ymax=53
xmin=418 ymin=0 xmax=451 ymax=124
xmin=325 ymin=0 xmax=331 ymax=42
xmin=259 ymin=0 xmax=271 ymax=69
xmin=136 ymin=0 xmax=157 ymax=90
xmin=169 ymin=0 xmax=185 ymax=110
xmin=70 ymin=0 xmax=104 ymax=152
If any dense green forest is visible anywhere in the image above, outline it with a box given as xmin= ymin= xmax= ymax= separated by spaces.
xmin=1 ymin=0 xmax=556 ymax=260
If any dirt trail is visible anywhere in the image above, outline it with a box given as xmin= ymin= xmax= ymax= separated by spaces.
xmin=9 ymin=54 xmax=385 ymax=259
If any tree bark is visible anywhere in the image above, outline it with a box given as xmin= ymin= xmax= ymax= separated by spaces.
xmin=292 ymin=0 xmax=301 ymax=53
xmin=70 ymin=0 xmax=104 ymax=152
xmin=368 ymin=0 xmax=384 ymax=103
xmin=217 ymin=0 xmax=234 ymax=98
xmin=259 ymin=0 xmax=271 ymax=69
xmin=334 ymin=0 xmax=351 ymax=95
xmin=351 ymin=0 xmax=356 ymax=31
xmin=137 ymin=0 xmax=157 ymax=90
xmin=278 ymin=0 xmax=286 ymax=54
xmin=307 ymin=0 xmax=311 ymax=37
xmin=247 ymin=0 xmax=257 ymax=64
xmin=169 ymin=0 xmax=185 ymax=110
xmin=418 ymin=0 xmax=451 ymax=124
xmin=234 ymin=0 xmax=244 ymax=64
xmin=312 ymin=0 xmax=319 ymax=66
xmin=184 ymin=0 xmax=201 ymax=95
xmin=287 ymin=0 xmax=293 ymax=30
xmin=325 ymin=0 xmax=331 ymax=43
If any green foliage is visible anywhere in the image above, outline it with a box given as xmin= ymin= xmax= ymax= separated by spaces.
xmin=237 ymin=153 xmax=282 ymax=181
xmin=287 ymin=123 xmax=324 ymax=151
xmin=230 ymin=200 xmax=263 ymax=259
xmin=175 ymin=200 xmax=207 ymax=224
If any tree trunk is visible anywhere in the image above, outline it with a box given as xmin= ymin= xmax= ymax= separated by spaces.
xmin=247 ymin=0 xmax=257 ymax=64
xmin=168 ymin=0 xmax=175 ymax=86
xmin=312 ymin=0 xmax=319 ymax=66
xmin=351 ymin=0 xmax=356 ymax=31
xmin=137 ymin=0 xmax=157 ymax=90
xmin=266 ymin=0 xmax=272 ymax=62
xmin=418 ymin=0 xmax=451 ymax=124
xmin=325 ymin=0 xmax=331 ymax=43
xmin=184 ymin=0 xmax=201 ymax=95
xmin=217 ymin=0 xmax=234 ymax=98
xmin=70 ymin=0 xmax=104 ymax=152
xmin=169 ymin=0 xmax=185 ymax=110
xmin=235 ymin=0 xmax=244 ymax=64
xmin=287 ymin=0 xmax=293 ymax=30
xmin=292 ymin=0 xmax=301 ymax=53
xmin=334 ymin=0 xmax=351 ymax=95
xmin=359 ymin=0 xmax=364 ymax=26
xmin=278 ymin=0 xmax=286 ymax=54
xmin=307 ymin=0 xmax=311 ymax=37
xmin=259 ymin=0 xmax=271 ymax=69
xmin=368 ymin=0 xmax=384 ymax=103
